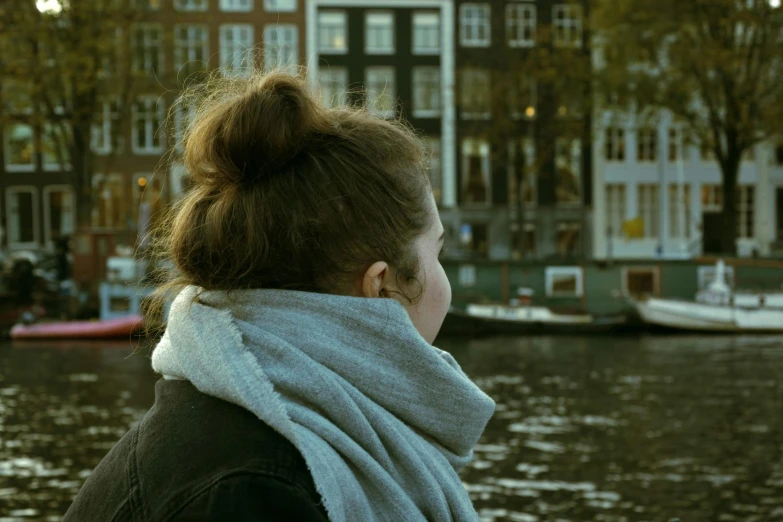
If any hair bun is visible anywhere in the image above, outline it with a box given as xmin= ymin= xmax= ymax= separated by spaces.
xmin=185 ymin=73 xmax=322 ymax=187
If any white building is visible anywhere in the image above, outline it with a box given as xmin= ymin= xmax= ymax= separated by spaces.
xmin=592 ymin=112 xmax=783 ymax=260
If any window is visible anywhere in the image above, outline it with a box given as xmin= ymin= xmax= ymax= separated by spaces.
xmin=458 ymin=264 xmax=477 ymax=286
xmin=43 ymin=186 xmax=74 ymax=246
xmin=556 ymin=223 xmax=581 ymax=258
xmin=99 ymin=28 xmax=123 ymax=78
xmin=460 ymin=223 xmax=488 ymax=258
xmin=553 ymin=4 xmax=583 ymax=47
xmin=264 ymin=25 xmax=298 ymax=74
xmin=132 ymin=24 xmax=163 ymax=75
xmin=132 ymin=174 xmax=164 ymax=236
xmin=2 ymin=79 xmax=33 ymax=114
xmin=175 ymin=25 xmax=209 ymax=77
xmin=6 ymin=187 xmax=38 ymax=246
xmin=425 ymin=137 xmax=442 ymax=205
xmin=413 ymin=12 xmax=439 ymax=54
xmin=132 ymin=97 xmax=164 ymax=154
xmin=174 ymin=97 xmax=196 ymax=151
xmin=220 ymin=0 xmax=252 ymax=11
xmin=412 ymin=67 xmax=440 ymax=117
xmin=555 ymin=138 xmax=582 ymax=205
xmin=364 ymin=67 xmax=396 ymax=118
xmin=509 ymin=73 xmax=536 ymax=119
xmin=460 ymin=68 xmax=491 ymax=119
xmin=668 ymin=184 xmax=691 ymax=238
xmin=511 ymin=223 xmax=536 ymax=260
xmin=318 ymin=67 xmax=348 ymax=108
xmin=220 ymin=24 xmax=254 ymax=77
xmin=319 ymin=11 xmax=347 ymax=53
xmin=4 ymin=123 xmax=34 ymax=171
xmin=668 ymin=128 xmax=681 ymax=162
xmin=546 ymin=266 xmax=583 ymax=297
xmin=265 ymin=0 xmax=295 ymax=11
xmin=131 ymin=0 xmax=161 ymax=9
xmin=637 ymin=128 xmax=657 ymax=161
xmin=606 ymin=184 xmax=626 ymax=237
xmin=507 ymin=2 xmax=536 ymax=47
xmin=92 ymin=174 xmax=126 ymax=229
xmin=92 ymin=98 xmax=123 ymax=155
xmin=42 ymin=122 xmax=69 ymax=170
xmin=775 ymin=144 xmax=783 ymax=165
xmin=605 ymin=127 xmax=625 ymax=161
xmin=174 ymin=0 xmax=207 ymax=11
xmin=461 ymin=138 xmax=490 ymax=205
xmin=744 ymin=146 xmax=755 ymax=162
xmin=508 ymin=138 xmax=536 ymax=207
xmin=637 ymin=184 xmax=660 ymax=238
xmin=701 ymin=184 xmax=722 ymax=212
xmin=623 ymin=267 xmax=660 ymax=297
xmin=365 ymin=12 xmax=394 ymax=54
xmin=737 ymin=185 xmax=755 ymax=239
xmin=460 ymin=4 xmax=490 ymax=47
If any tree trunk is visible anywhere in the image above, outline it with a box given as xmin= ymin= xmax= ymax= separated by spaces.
xmin=719 ymin=154 xmax=741 ymax=256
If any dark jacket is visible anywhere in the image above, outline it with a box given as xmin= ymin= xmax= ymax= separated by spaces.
xmin=63 ymin=379 xmax=329 ymax=522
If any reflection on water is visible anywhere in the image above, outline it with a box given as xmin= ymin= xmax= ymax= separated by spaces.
xmin=1 ymin=335 xmax=783 ymax=520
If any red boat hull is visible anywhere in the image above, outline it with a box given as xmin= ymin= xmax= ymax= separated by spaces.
xmin=10 ymin=314 xmax=144 ymax=340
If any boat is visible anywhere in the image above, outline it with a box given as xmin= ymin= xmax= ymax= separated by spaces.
xmin=438 ymin=288 xmax=629 ymax=337
xmin=630 ymin=259 xmax=783 ymax=333
xmin=10 ymin=314 xmax=144 ymax=340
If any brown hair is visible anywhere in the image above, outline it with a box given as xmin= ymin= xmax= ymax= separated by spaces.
xmin=145 ymin=71 xmax=433 ymax=324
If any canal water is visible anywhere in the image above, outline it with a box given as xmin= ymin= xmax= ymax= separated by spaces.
xmin=1 ymin=335 xmax=782 ymax=521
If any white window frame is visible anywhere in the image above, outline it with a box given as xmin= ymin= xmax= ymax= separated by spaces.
xmin=458 ymin=264 xmax=477 ymax=287
xmin=460 ymin=68 xmax=491 ymax=120
xmin=132 ymin=23 xmax=163 ymax=75
xmin=174 ymin=24 xmax=210 ymax=76
xmin=319 ymin=11 xmax=348 ymax=54
xmin=92 ymin=97 xmax=123 ymax=156
xmin=174 ymin=97 xmax=197 ymax=152
xmin=461 ymin=138 xmax=491 ymax=206
xmin=701 ymin=184 xmax=722 ymax=212
xmin=220 ymin=24 xmax=254 ymax=77
xmin=412 ymin=11 xmax=440 ymax=55
xmin=4 ymin=122 xmax=35 ymax=172
xmin=637 ymin=127 xmax=657 ymax=162
xmin=460 ymin=3 xmax=490 ymax=47
xmin=555 ymin=137 xmax=582 ymax=206
xmin=5 ymin=186 xmax=39 ymax=249
xmin=545 ymin=266 xmax=584 ymax=298
xmin=174 ymin=0 xmax=208 ymax=11
xmin=42 ymin=121 xmax=71 ymax=171
xmin=318 ymin=67 xmax=348 ymax=108
xmin=42 ymin=184 xmax=75 ymax=247
xmin=507 ymin=2 xmax=536 ymax=48
xmin=132 ymin=96 xmax=165 ymax=155
xmin=364 ymin=66 xmax=396 ymax=119
xmin=605 ymin=127 xmax=625 ymax=161
xmin=668 ymin=183 xmax=691 ymax=239
xmin=264 ymin=24 xmax=299 ymax=74
xmin=265 ymin=0 xmax=296 ymax=11
xmin=220 ymin=0 xmax=252 ymax=11
xmin=638 ymin=184 xmax=660 ymax=239
xmin=507 ymin=137 xmax=537 ymax=208
xmin=553 ymin=4 xmax=583 ymax=48
xmin=92 ymin=173 xmax=126 ymax=229
xmin=412 ymin=66 xmax=441 ymax=118
xmin=365 ymin=11 xmax=395 ymax=54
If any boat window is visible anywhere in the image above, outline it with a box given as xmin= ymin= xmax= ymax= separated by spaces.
xmin=545 ymin=266 xmax=583 ymax=297
xmin=623 ymin=267 xmax=660 ymax=297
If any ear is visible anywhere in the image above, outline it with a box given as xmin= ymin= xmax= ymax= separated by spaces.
xmin=361 ymin=261 xmax=390 ymax=298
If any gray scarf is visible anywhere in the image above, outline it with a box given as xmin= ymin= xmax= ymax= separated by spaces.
xmin=151 ymin=286 xmax=495 ymax=522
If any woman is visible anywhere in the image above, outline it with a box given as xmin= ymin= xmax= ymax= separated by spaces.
xmin=63 ymin=72 xmax=495 ymax=522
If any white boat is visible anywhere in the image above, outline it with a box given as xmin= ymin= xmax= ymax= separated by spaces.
xmin=632 ymin=260 xmax=783 ymax=333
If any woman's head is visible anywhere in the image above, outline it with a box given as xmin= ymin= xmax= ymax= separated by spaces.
xmin=151 ymin=72 xmax=451 ymax=343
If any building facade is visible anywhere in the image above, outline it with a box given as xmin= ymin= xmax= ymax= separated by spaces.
xmin=592 ymin=113 xmax=783 ymax=260
xmin=1 ymin=0 xmax=307 ymax=253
